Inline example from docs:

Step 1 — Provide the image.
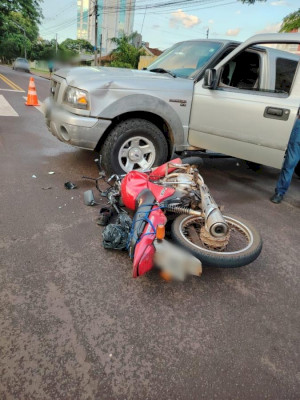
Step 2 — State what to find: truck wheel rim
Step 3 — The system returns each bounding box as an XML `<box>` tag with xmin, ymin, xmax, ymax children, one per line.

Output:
<box><xmin>118</xmin><ymin>136</ymin><xmax>156</xmax><ymax>172</ymax></box>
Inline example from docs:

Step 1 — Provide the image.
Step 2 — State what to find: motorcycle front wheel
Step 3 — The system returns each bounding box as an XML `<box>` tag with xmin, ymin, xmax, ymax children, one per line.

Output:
<box><xmin>171</xmin><ymin>214</ymin><xmax>262</xmax><ymax>268</ymax></box>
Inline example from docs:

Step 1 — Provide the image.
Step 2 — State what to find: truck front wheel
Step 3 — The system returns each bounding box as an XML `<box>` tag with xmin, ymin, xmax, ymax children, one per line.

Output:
<box><xmin>101</xmin><ymin>118</ymin><xmax>168</xmax><ymax>175</ymax></box>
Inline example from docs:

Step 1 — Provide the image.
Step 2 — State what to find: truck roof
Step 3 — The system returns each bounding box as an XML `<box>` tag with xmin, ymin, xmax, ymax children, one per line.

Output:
<box><xmin>174</xmin><ymin>37</ymin><xmax>299</xmax><ymax>61</ymax></box>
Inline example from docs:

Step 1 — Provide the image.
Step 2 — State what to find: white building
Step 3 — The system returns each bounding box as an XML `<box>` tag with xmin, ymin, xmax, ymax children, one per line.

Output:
<box><xmin>87</xmin><ymin>0</ymin><xmax>136</xmax><ymax>55</ymax></box>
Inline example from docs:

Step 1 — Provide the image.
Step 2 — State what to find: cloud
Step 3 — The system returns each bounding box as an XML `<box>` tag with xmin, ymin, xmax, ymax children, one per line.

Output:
<box><xmin>208</xmin><ymin>19</ymin><xmax>214</xmax><ymax>24</ymax></box>
<box><xmin>226</xmin><ymin>28</ymin><xmax>240</xmax><ymax>36</ymax></box>
<box><xmin>235</xmin><ymin>10</ymin><xmax>241</xmax><ymax>14</ymax></box>
<box><xmin>256</xmin><ymin>22</ymin><xmax>282</xmax><ymax>33</ymax></box>
<box><xmin>169</xmin><ymin>9</ymin><xmax>200</xmax><ymax>29</ymax></box>
<box><xmin>270</xmin><ymin>1</ymin><xmax>288</xmax><ymax>5</ymax></box>
<box><xmin>152</xmin><ymin>24</ymin><xmax>160</xmax><ymax>29</ymax></box>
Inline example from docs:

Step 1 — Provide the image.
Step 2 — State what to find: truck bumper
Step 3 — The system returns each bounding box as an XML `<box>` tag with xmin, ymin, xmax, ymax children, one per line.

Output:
<box><xmin>44</xmin><ymin>97</ymin><xmax>112</xmax><ymax>150</ymax></box>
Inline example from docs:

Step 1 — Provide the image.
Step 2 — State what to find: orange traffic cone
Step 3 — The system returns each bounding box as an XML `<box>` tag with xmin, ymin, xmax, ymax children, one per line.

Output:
<box><xmin>25</xmin><ymin>77</ymin><xmax>39</xmax><ymax>106</ymax></box>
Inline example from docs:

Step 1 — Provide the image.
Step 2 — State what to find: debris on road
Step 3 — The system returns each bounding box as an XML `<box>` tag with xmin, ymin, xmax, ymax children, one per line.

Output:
<box><xmin>64</xmin><ymin>181</ymin><xmax>77</xmax><ymax>190</ymax></box>
<box><xmin>32</xmin><ymin>174</ymin><xmax>37</xmax><ymax>178</ymax></box>
<box><xmin>84</xmin><ymin>190</ymin><xmax>99</xmax><ymax>206</ymax></box>
<box><xmin>41</xmin><ymin>186</ymin><xmax>52</xmax><ymax>190</ymax></box>
<box><xmin>48</xmin><ymin>171</ymin><xmax>55</xmax><ymax>175</ymax></box>
<box><xmin>102</xmin><ymin>213</ymin><xmax>132</xmax><ymax>250</ymax></box>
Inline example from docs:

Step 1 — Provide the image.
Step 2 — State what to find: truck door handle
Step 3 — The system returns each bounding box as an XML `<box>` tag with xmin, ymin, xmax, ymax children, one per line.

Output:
<box><xmin>264</xmin><ymin>107</ymin><xmax>290</xmax><ymax>121</ymax></box>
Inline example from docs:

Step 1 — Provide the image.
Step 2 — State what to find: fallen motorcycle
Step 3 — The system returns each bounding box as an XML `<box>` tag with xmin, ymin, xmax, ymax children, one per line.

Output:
<box><xmin>85</xmin><ymin>157</ymin><xmax>262</xmax><ymax>280</ymax></box>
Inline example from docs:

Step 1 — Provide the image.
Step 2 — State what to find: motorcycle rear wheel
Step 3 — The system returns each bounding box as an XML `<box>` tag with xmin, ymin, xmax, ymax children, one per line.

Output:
<box><xmin>171</xmin><ymin>214</ymin><xmax>262</xmax><ymax>268</ymax></box>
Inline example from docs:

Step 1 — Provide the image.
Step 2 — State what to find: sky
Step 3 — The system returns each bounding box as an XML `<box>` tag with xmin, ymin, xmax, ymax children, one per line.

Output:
<box><xmin>39</xmin><ymin>0</ymin><xmax>299</xmax><ymax>50</ymax></box>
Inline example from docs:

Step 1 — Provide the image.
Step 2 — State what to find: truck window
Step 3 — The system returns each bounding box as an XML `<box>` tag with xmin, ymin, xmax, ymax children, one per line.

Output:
<box><xmin>275</xmin><ymin>58</ymin><xmax>298</xmax><ymax>94</ymax></box>
<box><xmin>219</xmin><ymin>51</ymin><xmax>260</xmax><ymax>90</ymax></box>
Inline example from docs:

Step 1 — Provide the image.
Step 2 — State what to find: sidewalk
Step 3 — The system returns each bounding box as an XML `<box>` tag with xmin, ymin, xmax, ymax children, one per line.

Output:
<box><xmin>30</xmin><ymin>68</ymin><xmax>51</xmax><ymax>80</ymax></box>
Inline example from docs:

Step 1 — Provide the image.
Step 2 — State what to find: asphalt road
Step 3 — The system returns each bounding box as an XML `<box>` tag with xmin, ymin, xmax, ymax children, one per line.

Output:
<box><xmin>0</xmin><ymin>65</ymin><xmax>299</xmax><ymax>400</ymax></box>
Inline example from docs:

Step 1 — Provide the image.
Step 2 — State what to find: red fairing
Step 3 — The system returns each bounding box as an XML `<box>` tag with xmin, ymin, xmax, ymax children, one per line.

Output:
<box><xmin>133</xmin><ymin>208</ymin><xmax>167</xmax><ymax>277</ymax></box>
<box><xmin>121</xmin><ymin>170</ymin><xmax>176</xmax><ymax>209</ymax></box>
<box><xmin>121</xmin><ymin>171</ymin><xmax>149</xmax><ymax>210</ymax></box>
<box><xmin>148</xmin><ymin>182</ymin><xmax>175</xmax><ymax>203</ymax></box>
<box><xmin>149</xmin><ymin>158</ymin><xmax>182</xmax><ymax>180</ymax></box>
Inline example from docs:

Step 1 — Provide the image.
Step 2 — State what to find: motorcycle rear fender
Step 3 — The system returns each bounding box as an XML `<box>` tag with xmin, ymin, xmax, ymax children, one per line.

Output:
<box><xmin>132</xmin><ymin>208</ymin><xmax>167</xmax><ymax>278</ymax></box>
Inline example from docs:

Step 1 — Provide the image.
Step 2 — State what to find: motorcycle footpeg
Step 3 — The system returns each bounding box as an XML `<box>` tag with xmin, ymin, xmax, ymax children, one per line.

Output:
<box><xmin>153</xmin><ymin>239</ymin><xmax>202</xmax><ymax>281</ymax></box>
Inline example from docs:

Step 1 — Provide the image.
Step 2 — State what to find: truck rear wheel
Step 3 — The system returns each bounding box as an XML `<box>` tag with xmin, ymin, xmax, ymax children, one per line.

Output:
<box><xmin>101</xmin><ymin>118</ymin><xmax>168</xmax><ymax>175</ymax></box>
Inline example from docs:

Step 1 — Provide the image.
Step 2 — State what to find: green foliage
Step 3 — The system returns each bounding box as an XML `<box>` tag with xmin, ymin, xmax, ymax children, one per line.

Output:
<box><xmin>0</xmin><ymin>0</ymin><xmax>43</xmax><ymax>23</ymax></box>
<box><xmin>0</xmin><ymin>0</ymin><xmax>42</xmax><ymax>62</ymax></box>
<box><xmin>61</xmin><ymin>38</ymin><xmax>94</xmax><ymax>54</ymax></box>
<box><xmin>280</xmin><ymin>8</ymin><xmax>300</xmax><ymax>32</ymax></box>
<box><xmin>110</xmin><ymin>32</ymin><xmax>143</xmax><ymax>69</ymax></box>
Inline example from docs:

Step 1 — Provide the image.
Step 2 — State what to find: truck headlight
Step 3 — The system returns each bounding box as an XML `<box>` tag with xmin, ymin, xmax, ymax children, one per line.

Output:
<box><xmin>63</xmin><ymin>86</ymin><xmax>89</xmax><ymax>110</ymax></box>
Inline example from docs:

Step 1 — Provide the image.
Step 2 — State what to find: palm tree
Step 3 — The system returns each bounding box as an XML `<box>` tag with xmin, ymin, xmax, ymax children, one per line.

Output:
<box><xmin>109</xmin><ymin>31</ymin><xmax>142</xmax><ymax>69</ymax></box>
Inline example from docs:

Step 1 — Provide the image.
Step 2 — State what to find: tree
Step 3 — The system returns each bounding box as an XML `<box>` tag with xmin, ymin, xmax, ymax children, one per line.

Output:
<box><xmin>280</xmin><ymin>8</ymin><xmax>300</xmax><ymax>32</ymax></box>
<box><xmin>61</xmin><ymin>38</ymin><xmax>94</xmax><ymax>54</ymax></box>
<box><xmin>110</xmin><ymin>32</ymin><xmax>144</xmax><ymax>69</ymax></box>
<box><xmin>0</xmin><ymin>0</ymin><xmax>42</xmax><ymax>62</ymax></box>
<box><xmin>0</xmin><ymin>0</ymin><xmax>42</xmax><ymax>24</ymax></box>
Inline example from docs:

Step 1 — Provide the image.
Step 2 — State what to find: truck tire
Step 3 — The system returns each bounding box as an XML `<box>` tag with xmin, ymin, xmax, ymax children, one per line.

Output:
<box><xmin>101</xmin><ymin>118</ymin><xmax>168</xmax><ymax>175</ymax></box>
<box><xmin>181</xmin><ymin>156</ymin><xmax>204</xmax><ymax>167</ymax></box>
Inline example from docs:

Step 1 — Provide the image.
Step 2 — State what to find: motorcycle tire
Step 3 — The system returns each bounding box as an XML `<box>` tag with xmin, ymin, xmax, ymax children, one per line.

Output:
<box><xmin>171</xmin><ymin>214</ymin><xmax>262</xmax><ymax>268</ymax></box>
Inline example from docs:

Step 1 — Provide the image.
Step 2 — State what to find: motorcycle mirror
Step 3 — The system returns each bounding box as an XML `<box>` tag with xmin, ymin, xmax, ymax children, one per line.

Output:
<box><xmin>84</xmin><ymin>190</ymin><xmax>97</xmax><ymax>206</ymax></box>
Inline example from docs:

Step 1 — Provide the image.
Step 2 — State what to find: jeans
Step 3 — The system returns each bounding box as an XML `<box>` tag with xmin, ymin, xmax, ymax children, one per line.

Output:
<box><xmin>276</xmin><ymin>118</ymin><xmax>300</xmax><ymax>196</ymax></box>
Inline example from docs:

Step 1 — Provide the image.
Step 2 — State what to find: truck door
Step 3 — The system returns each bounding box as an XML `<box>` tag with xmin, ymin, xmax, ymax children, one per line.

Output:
<box><xmin>189</xmin><ymin>35</ymin><xmax>300</xmax><ymax>168</ymax></box>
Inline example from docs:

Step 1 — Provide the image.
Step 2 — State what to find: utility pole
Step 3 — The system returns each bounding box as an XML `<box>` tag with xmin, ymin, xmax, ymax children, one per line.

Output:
<box><xmin>94</xmin><ymin>0</ymin><xmax>98</xmax><ymax>66</ymax></box>
<box><xmin>99</xmin><ymin>33</ymin><xmax>102</xmax><ymax>66</ymax></box>
<box><xmin>206</xmin><ymin>28</ymin><xmax>209</xmax><ymax>39</ymax></box>
<box><xmin>55</xmin><ymin>33</ymin><xmax>58</xmax><ymax>55</ymax></box>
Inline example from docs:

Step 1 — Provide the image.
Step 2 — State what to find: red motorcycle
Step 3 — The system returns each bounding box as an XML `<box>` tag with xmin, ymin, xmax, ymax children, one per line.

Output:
<box><xmin>88</xmin><ymin>157</ymin><xmax>262</xmax><ymax>280</ymax></box>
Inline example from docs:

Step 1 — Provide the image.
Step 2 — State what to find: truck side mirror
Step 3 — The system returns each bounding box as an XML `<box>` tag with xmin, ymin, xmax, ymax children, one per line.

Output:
<box><xmin>203</xmin><ymin>69</ymin><xmax>217</xmax><ymax>89</ymax></box>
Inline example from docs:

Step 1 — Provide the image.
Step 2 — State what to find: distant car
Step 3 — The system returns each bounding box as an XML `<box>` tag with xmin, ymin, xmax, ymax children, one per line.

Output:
<box><xmin>12</xmin><ymin>58</ymin><xmax>30</xmax><ymax>72</ymax></box>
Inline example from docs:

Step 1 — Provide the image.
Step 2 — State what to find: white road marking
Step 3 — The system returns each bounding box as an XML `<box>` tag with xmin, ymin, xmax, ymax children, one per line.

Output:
<box><xmin>0</xmin><ymin>88</ymin><xmax>24</xmax><ymax>93</ymax></box>
<box><xmin>0</xmin><ymin>95</ymin><xmax>18</xmax><ymax>116</ymax></box>
<box><xmin>23</xmin><ymin>96</ymin><xmax>44</xmax><ymax>114</ymax></box>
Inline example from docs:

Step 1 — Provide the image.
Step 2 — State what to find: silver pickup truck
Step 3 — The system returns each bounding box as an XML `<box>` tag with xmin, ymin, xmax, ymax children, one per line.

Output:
<box><xmin>44</xmin><ymin>33</ymin><xmax>300</xmax><ymax>175</ymax></box>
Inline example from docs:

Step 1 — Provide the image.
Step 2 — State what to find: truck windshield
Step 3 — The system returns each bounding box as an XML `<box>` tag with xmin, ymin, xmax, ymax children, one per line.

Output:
<box><xmin>147</xmin><ymin>41</ymin><xmax>223</xmax><ymax>79</ymax></box>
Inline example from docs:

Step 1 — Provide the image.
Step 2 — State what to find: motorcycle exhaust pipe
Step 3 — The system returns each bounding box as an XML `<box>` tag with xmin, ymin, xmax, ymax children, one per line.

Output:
<box><xmin>199</xmin><ymin>183</ymin><xmax>229</xmax><ymax>238</ymax></box>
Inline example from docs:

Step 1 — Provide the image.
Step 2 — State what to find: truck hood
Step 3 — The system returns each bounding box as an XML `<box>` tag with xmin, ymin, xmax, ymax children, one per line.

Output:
<box><xmin>54</xmin><ymin>66</ymin><xmax>191</xmax><ymax>91</ymax></box>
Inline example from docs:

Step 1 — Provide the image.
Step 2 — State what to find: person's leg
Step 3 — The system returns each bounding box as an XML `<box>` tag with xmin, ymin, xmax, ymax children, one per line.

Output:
<box><xmin>275</xmin><ymin>141</ymin><xmax>300</xmax><ymax>196</ymax></box>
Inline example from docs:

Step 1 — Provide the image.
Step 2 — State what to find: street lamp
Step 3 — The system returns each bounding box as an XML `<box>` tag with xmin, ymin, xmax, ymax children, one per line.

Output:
<box><xmin>12</xmin><ymin>21</ymin><xmax>27</xmax><ymax>59</ymax></box>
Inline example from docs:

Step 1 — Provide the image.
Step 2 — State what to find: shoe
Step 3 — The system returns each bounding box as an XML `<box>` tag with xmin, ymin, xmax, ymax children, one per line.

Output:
<box><xmin>270</xmin><ymin>193</ymin><xmax>284</xmax><ymax>204</ymax></box>
<box><xmin>97</xmin><ymin>207</ymin><xmax>113</xmax><ymax>226</ymax></box>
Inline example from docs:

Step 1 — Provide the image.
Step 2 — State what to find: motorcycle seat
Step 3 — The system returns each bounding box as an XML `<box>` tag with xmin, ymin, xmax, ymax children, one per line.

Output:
<box><xmin>129</xmin><ymin>189</ymin><xmax>156</xmax><ymax>257</ymax></box>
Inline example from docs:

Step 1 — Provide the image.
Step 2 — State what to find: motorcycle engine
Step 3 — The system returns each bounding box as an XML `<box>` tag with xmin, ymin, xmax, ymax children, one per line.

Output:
<box><xmin>164</xmin><ymin>173</ymin><xmax>196</xmax><ymax>194</ymax></box>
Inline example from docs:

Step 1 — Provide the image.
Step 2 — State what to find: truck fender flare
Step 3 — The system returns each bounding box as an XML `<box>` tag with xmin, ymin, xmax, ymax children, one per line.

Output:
<box><xmin>98</xmin><ymin>94</ymin><xmax>185</xmax><ymax>148</ymax></box>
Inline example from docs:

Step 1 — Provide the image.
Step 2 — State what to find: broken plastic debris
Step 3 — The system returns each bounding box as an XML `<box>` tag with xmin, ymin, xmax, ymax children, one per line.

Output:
<box><xmin>109</xmin><ymin>354</ymin><xmax>112</xmax><ymax>357</ymax></box>
<box><xmin>64</xmin><ymin>181</ymin><xmax>77</xmax><ymax>190</ymax></box>
<box><xmin>32</xmin><ymin>175</ymin><xmax>37</xmax><ymax>178</ymax></box>
<box><xmin>42</xmin><ymin>186</ymin><xmax>52</xmax><ymax>190</ymax></box>
<box><xmin>59</xmin><ymin>206</ymin><xmax>62</xmax><ymax>209</ymax></box>
<box><xmin>48</xmin><ymin>171</ymin><xmax>55</xmax><ymax>175</ymax></box>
